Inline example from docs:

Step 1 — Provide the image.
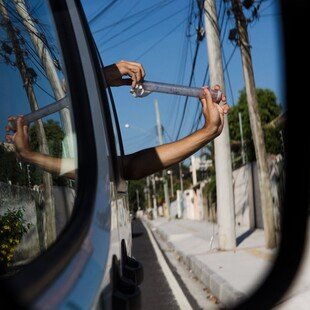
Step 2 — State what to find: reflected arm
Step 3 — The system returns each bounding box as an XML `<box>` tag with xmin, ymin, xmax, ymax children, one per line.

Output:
<box><xmin>19</xmin><ymin>151</ymin><xmax>76</xmax><ymax>180</ymax></box>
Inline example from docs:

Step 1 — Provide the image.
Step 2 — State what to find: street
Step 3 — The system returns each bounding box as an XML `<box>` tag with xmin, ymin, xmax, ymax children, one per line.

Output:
<box><xmin>133</xmin><ymin>216</ymin><xmax>310</xmax><ymax>309</ymax></box>
<box><xmin>131</xmin><ymin>218</ymin><xmax>221</xmax><ymax>310</ymax></box>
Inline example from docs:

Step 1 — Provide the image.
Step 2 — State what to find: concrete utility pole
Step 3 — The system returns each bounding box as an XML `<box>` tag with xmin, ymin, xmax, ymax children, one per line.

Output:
<box><xmin>178</xmin><ymin>162</ymin><xmax>184</xmax><ymax>218</ymax></box>
<box><xmin>13</xmin><ymin>0</ymin><xmax>73</xmax><ymax>155</ymax></box>
<box><xmin>179</xmin><ymin>162</ymin><xmax>184</xmax><ymax>193</ymax></box>
<box><xmin>191</xmin><ymin>155</ymin><xmax>198</xmax><ymax>186</ymax></box>
<box><xmin>0</xmin><ymin>0</ymin><xmax>56</xmax><ymax>248</ymax></box>
<box><xmin>231</xmin><ymin>0</ymin><xmax>276</xmax><ymax>249</ymax></box>
<box><xmin>145</xmin><ymin>176</ymin><xmax>152</xmax><ymax>210</ymax></box>
<box><xmin>136</xmin><ymin>189</ymin><xmax>140</xmax><ymax>209</ymax></box>
<box><xmin>167</xmin><ymin>170</ymin><xmax>174</xmax><ymax>198</ymax></box>
<box><xmin>154</xmin><ymin>99</ymin><xmax>170</xmax><ymax>217</ymax></box>
<box><xmin>204</xmin><ymin>0</ymin><xmax>236</xmax><ymax>250</ymax></box>
<box><xmin>238</xmin><ymin>112</ymin><xmax>246</xmax><ymax>164</ymax></box>
<box><xmin>151</xmin><ymin>174</ymin><xmax>158</xmax><ymax>219</ymax></box>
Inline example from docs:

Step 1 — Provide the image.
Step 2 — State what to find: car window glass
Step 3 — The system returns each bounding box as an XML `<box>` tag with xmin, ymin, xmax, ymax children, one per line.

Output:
<box><xmin>0</xmin><ymin>0</ymin><xmax>77</xmax><ymax>275</ymax></box>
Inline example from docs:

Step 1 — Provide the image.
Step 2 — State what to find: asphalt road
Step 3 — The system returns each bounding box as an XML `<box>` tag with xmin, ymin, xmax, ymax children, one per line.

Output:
<box><xmin>131</xmin><ymin>218</ymin><xmax>180</xmax><ymax>310</ymax></box>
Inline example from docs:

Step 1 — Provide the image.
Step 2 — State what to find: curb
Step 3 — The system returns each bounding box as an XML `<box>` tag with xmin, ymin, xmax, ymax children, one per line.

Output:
<box><xmin>145</xmin><ymin>219</ymin><xmax>246</xmax><ymax>308</ymax></box>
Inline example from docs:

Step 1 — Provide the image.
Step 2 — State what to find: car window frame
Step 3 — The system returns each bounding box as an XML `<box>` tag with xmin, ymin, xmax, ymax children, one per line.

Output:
<box><xmin>0</xmin><ymin>0</ymin><xmax>99</xmax><ymax>306</ymax></box>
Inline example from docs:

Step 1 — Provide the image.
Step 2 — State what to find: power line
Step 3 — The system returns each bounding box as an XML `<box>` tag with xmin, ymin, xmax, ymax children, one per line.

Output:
<box><xmin>170</xmin><ymin>0</ymin><xmax>193</xmax><ymax>138</ymax></box>
<box><xmin>174</xmin><ymin>39</ymin><xmax>201</xmax><ymax>140</ymax></box>
<box><xmin>188</xmin><ymin>0</ymin><xmax>234</xmax><ymax>134</ymax></box>
<box><xmin>0</xmin><ymin>1</ymin><xmax>59</xmax><ymax>62</ymax></box>
<box><xmin>189</xmin><ymin>66</ymin><xmax>210</xmax><ymax>133</ymax></box>
<box><xmin>94</xmin><ymin>0</ymin><xmax>142</xmax><ymax>39</ymax></box>
<box><xmin>97</xmin><ymin>0</ymin><xmax>176</xmax><ymax>49</ymax></box>
<box><xmin>35</xmin><ymin>82</ymin><xmax>55</xmax><ymax>100</ymax></box>
<box><xmin>88</xmin><ymin>0</ymin><xmax>118</xmax><ymax>25</ymax></box>
<box><xmin>102</xmin><ymin>5</ymin><xmax>188</xmax><ymax>52</ymax></box>
<box><xmin>174</xmin><ymin>0</ymin><xmax>204</xmax><ymax>140</ymax></box>
<box><xmin>135</xmin><ymin>17</ymin><xmax>187</xmax><ymax>60</ymax></box>
<box><xmin>222</xmin><ymin>44</ymin><xmax>237</xmax><ymax>105</ymax></box>
<box><xmin>94</xmin><ymin>0</ymin><xmax>175</xmax><ymax>38</ymax></box>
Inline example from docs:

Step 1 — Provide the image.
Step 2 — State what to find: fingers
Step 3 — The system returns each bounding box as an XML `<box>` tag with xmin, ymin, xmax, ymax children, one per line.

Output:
<box><xmin>117</xmin><ymin>60</ymin><xmax>146</xmax><ymax>87</ymax></box>
<box><xmin>128</xmin><ymin>64</ymin><xmax>144</xmax><ymax>88</ymax></box>
<box><xmin>214</xmin><ymin>84</ymin><xmax>220</xmax><ymax>91</ymax></box>
<box><xmin>124</xmin><ymin>60</ymin><xmax>145</xmax><ymax>78</ymax></box>
<box><xmin>5</xmin><ymin>116</ymin><xmax>16</xmax><ymax>133</ymax></box>
<box><xmin>201</xmin><ymin>86</ymin><xmax>213</xmax><ymax>107</ymax></box>
<box><xmin>5</xmin><ymin>134</ymin><xmax>14</xmax><ymax>143</ymax></box>
<box><xmin>5</xmin><ymin>115</ymin><xmax>27</xmax><ymax>136</ymax></box>
<box><xmin>16</xmin><ymin>116</ymin><xmax>24</xmax><ymax>132</ymax></box>
<box><xmin>23</xmin><ymin>121</ymin><xmax>28</xmax><ymax>137</ymax></box>
<box><xmin>222</xmin><ymin>103</ymin><xmax>229</xmax><ymax>114</ymax></box>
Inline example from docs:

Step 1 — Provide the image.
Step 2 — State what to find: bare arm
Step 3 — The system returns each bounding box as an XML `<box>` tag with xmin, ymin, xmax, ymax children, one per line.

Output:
<box><xmin>121</xmin><ymin>86</ymin><xmax>229</xmax><ymax>180</ymax></box>
<box><xmin>102</xmin><ymin>60</ymin><xmax>145</xmax><ymax>88</ymax></box>
<box><xmin>4</xmin><ymin>60</ymin><xmax>145</xmax><ymax>180</ymax></box>
<box><xmin>19</xmin><ymin>151</ymin><xmax>76</xmax><ymax>180</ymax></box>
<box><xmin>5</xmin><ymin>117</ymin><xmax>76</xmax><ymax>179</ymax></box>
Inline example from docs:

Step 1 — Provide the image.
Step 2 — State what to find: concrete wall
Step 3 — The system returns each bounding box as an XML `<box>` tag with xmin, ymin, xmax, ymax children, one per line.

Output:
<box><xmin>233</xmin><ymin>155</ymin><xmax>284</xmax><ymax>230</ymax></box>
<box><xmin>0</xmin><ymin>182</ymin><xmax>75</xmax><ymax>266</ymax></box>
<box><xmin>177</xmin><ymin>155</ymin><xmax>284</xmax><ymax>231</ymax></box>
<box><xmin>181</xmin><ymin>186</ymin><xmax>205</xmax><ymax>221</ymax></box>
<box><xmin>233</xmin><ymin>163</ymin><xmax>255</xmax><ymax>230</ymax></box>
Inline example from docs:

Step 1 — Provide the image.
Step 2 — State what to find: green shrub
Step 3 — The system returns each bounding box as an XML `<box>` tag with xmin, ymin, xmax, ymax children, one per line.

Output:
<box><xmin>0</xmin><ymin>209</ymin><xmax>31</xmax><ymax>271</ymax></box>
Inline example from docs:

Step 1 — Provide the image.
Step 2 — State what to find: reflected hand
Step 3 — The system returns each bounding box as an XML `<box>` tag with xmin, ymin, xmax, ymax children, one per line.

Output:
<box><xmin>103</xmin><ymin>60</ymin><xmax>145</xmax><ymax>88</ymax></box>
<box><xmin>200</xmin><ymin>85</ymin><xmax>229</xmax><ymax>137</ymax></box>
<box><xmin>5</xmin><ymin>116</ymin><xmax>31</xmax><ymax>159</ymax></box>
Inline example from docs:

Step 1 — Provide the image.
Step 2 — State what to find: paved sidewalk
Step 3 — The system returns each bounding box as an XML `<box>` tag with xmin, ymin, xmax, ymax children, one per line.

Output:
<box><xmin>144</xmin><ymin>217</ymin><xmax>310</xmax><ymax>309</ymax></box>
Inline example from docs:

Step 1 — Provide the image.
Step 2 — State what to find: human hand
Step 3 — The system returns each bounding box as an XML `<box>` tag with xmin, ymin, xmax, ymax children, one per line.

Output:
<box><xmin>200</xmin><ymin>85</ymin><xmax>229</xmax><ymax>138</ymax></box>
<box><xmin>5</xmin><ymin>116</ymin><xmax>31</xmax><ymax>160</ymax></box>
<box><xmin>103</xmin><ymin>60</ymin><xmax>145</xmax><ymax>88</ymax></box>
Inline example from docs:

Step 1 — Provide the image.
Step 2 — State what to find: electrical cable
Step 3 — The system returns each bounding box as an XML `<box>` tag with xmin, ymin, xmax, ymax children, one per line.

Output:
<box><xmin>174</xmin><ymin>0</ymin><xmax>203</xmax><ymax>140</ymax></box>
<box><xmin>93</xmin><ymin>0</ymin><xmax>175</xmax><ymax>35</ymax></box>
<box><xmin>135</xmin><ymin>17</ymin><xmax>187</xmax><ymax>61</ymax></box>
<box><xmin>88</xmin><ymin>0</ymin><xmax>118</xmax><ymax>25</ymax></box>
<box><xmin>96</xmin><ymin>0</ymin><xmax>175</xmax><ymax>48</ymax></box>
<box><xmin>102</xmin><ymin>5</ymin><xmax>188</xmax><ymax>52</ymax></box>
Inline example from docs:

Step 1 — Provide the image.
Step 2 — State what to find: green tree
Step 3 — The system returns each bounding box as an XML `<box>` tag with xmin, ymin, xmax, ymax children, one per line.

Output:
<box><xmin>29</xmin><ymin>119</ymin><xmax>64</xmax><ymax>156</ymax></box>
<box><xmin>228</xmin><ymin>88</ymin><xmax>283</xmax><ymax>168</ymax></box>
<box><xmin>0</xmin><ymin>119</ymin><xmax>66</xmax><ymax>187</ymax></box>
<box><xmin>128</xmin><ymin>179</ymin><xmax>146</xmax><ymax>212</ymax></box>
<box><xmin>0</xmin><ymin>145</ymin><xmax>28</xmax><ymax>186</ymax></box>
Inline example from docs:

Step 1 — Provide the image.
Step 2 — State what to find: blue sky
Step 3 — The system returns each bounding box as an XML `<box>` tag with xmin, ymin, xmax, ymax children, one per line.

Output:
<box><xmin>81</xmin><ymin>0</ymin><xmax>285</xmax><ymax>154</ymax></box>
<box><xmin>1</xmin><ymin>0</ymin><xmax>284</xmax><ymax>156</ymax></box>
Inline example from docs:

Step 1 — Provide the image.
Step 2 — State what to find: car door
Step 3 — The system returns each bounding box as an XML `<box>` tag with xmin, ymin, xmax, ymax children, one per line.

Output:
<box><xmin>0</xmin><ymin>0</ymin><xmax>141</xmax><ymax>309</ymax></box>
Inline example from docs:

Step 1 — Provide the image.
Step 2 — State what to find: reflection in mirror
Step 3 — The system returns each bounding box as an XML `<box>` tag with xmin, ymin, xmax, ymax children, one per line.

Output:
<box><xmin>0</xmin><ymin>0</ymin><xmax>77</xmax><ymax>275</ymax></box>
<box><xmin>82</xmin><ymin>0</ymin><xmax>288</xmax><ymax>305</ymax></box>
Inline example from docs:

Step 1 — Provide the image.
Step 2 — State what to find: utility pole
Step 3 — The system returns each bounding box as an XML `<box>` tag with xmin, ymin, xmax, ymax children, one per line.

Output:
<box><xmin>0</xmin><ymin>0</ymin><xmax>56</xmax><ymax>248</ymax></box>
<box><xmin>204</xmin><ymin>0</ymin><xmax>236</xmax><ymax>250</ymax></box>
<box><xmin>151</xmin><ymin>174</ymin><xmax>157</xmax><ymax>219</ymax></box>
<box><xmin>238</xmin><ymin>112</ymin><xmax>246</xmax><ymax>164</ymax></box>
<box><xmin>179</xmin><ymin>162</ymin><xmax>184</xmax><ymax>193</ymax></box>
<box><xmin>191</xmin><ymin>155</ymin><xmax>198</xmax><ymax>186</ymax></box>
<box><xmin>154</xmin><ymin>99</ymin><xmax>170</xmax><ymax>217</ymax></box>
<box><xmin>13</xmin><ymin>0</ymin><xmax>73</xmax><ymax>155</ymax></box>
<box><xmin>231</xmin><ymin>0</ymin><xmax>276</xmax><ymax>249</ymax></box>
<box><xmin>136</xmin><ymin>189</ymin><xmax>140</xmax><ymax>210</ymax></box>
<box><xmin>178</xmin><ymin>162</ymin><xmax>184</xmax><ymax>218</ymax></box>
<box><xmin>145</xmin><ymin>176</ymin><xmax>152</xmax><ymax>210</ymax></box>
<box><xmin>168</xmin><ymin>170</ymin><xmax>174</xmax><ymax>198</ymax></box>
